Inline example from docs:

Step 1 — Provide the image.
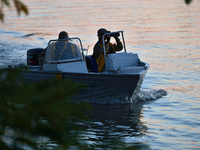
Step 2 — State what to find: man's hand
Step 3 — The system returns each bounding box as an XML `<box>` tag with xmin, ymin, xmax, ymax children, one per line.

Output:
<box><xmin>113</xmin><ymin>33</ymin><xmax>120</xmax><ymax>39</ymax></box>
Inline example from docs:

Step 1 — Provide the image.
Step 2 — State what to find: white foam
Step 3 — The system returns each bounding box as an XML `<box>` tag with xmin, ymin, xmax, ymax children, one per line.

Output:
<box><xmin>78</xmin><ymin>89</ymin><xmax>167</xmax><ymax>104</ymax></box>
<box><xmin>133</xmin><ymin>89</ymin><xmax>168</xmax><ymax>101</ymax></box>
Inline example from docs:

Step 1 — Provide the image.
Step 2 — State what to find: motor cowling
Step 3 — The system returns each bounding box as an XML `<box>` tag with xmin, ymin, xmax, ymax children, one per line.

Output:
<box><xmin>27</xmin><ymin>48</ymin><xmax>44</xmax><ymax>66</ymax></box>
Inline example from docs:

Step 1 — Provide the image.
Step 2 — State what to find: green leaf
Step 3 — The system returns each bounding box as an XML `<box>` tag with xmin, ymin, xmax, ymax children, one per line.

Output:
<box><xmin>2</xmin><ymin>0</ymin><xmax>11</xmax><ymax>6</ymax></box>
<box><xmin>13</xmin><ymin>0</ymin><xmax>28</xmax><ymax>15</ymax></box>
<box><xmin>185</xmin><ymin>0</ymin><xmax>193</xmax><ymax>4</ymax></box>
<box><xmin>0</xmin><ymin>9</ymin><xmax>4</xmax><ymax>22</ymax></box>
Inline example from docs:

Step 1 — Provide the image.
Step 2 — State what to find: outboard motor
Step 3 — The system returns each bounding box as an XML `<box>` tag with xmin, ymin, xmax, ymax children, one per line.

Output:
<box><xmin>27</xmin><ymin>48</ymin><xmax>44</xmax><ymax>66</ymax></box>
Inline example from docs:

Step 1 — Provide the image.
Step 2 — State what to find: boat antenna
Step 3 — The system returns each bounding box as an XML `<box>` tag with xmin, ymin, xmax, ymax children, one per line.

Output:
<box><xmin>86</xmin><ymin>45</ymin><xmax>89</xmax><ymax>55</ymax></box>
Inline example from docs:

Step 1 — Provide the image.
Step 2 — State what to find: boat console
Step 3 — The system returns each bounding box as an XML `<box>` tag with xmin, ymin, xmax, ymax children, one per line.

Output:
<box><xmin>105</xmin><ymin>52</ymin><xmax>139</xmax><ymax>71</ymax></box>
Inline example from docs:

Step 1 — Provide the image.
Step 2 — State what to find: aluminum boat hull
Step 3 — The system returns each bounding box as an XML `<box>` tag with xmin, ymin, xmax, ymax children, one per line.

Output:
<box><xmin>21</xmin><ymin>64</ymin><xmax>149</xmax><ymax>102</ymax></box>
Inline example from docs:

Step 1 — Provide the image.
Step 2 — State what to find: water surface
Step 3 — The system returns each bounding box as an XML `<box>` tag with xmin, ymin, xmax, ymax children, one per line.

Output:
<box><xmin>0</xmin><ymin>0</ymin><xmax>200</xmax><ymax>149</ymax></box>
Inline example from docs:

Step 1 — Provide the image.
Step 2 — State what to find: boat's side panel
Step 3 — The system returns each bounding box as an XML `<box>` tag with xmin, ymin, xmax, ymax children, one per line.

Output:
<box><xmin>22</xmin><ymin>71</ymin><xmax>140</xmax><ymax>101</ymax></box>
<box><xmin>131</xmin><ymin>62</ymin><xmax>150</xmax><ymax>100</ymax></box>
<box><xmin>22</xmin><ymin>71</ymin><xmax>56</xmax><ymax>82</ymax></box>
<box><xmin>63</xmin><ymin>73</ymin><xmax>140</xmax><ymax>101</ymax></box>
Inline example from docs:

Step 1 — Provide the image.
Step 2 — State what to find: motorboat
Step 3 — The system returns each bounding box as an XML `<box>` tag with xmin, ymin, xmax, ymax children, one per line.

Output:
<box><xmin>23</xmin><ymin>31</ymin><xmax>149</xmax><ymax>102</ymax></box>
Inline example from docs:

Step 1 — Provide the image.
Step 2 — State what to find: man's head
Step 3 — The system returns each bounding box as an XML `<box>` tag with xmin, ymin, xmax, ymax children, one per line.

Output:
<box><xmin>58</xmin><ymin>31</ymin><xmax>68</xmax><ymax>39</ymax></box>
<box><xmin>97</xmin><ymin>28</ymin><xmax>109</xmax><ymax>37</ymax></box>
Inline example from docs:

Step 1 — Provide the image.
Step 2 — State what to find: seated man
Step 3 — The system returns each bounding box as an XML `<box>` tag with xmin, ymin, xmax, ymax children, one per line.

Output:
<box><xmin>91</xmin><ymin>28</ymin><xmax>123</xmax><ymax>73</ymax></box>
<box><xmin>54</xmin><ymin>38</ymin><xmax>82</xmax><ymax>61</ymax></box>
<box><xmin>39</xmin><ymin>31</ymin><xmax>82</xmax><ymax>64</ymax></box>
<box><xmin>38</xmin><ymin>31</ymin><xmax>69</xmax><ymax>65</ymax></box>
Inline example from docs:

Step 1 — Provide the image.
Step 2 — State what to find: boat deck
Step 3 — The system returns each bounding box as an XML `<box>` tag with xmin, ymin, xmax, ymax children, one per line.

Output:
<box><xmin>100</xmin><ymin>66</ymin><xmax>146</xmax><ymax>74</ymax></box>
<box><xmin>115</xmin><ymin>66</ymin><xmax>145</xmax><ymax>74</ymax></box>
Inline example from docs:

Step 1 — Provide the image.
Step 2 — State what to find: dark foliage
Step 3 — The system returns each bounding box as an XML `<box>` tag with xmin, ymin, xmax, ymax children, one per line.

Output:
<box><xmin>185</xmin><ymin>0</ymin><xmax>193</xmax><ymax>4</ymax></box>
<box><xmin>0</xmin><ymin>68</ymin><xmax>91</xmax><ymax>149</ymax></box>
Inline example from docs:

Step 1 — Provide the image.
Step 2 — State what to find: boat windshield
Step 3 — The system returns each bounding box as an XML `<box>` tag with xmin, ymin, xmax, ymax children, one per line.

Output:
<box><xmin>44</xmin><ymin>38</ymin><xmax>83</xmax><ymax>63</ymax></box>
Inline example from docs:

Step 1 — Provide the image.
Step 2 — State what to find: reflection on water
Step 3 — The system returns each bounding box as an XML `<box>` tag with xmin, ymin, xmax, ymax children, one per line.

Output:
<box><xmin>81</xmin><ymin>102</ymin><xmax>148</xmax><ymax>148</ymax></box>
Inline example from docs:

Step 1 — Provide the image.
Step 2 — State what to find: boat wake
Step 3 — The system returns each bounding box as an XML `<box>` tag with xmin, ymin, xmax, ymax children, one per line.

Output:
<box><xmin>80</xmin><ymin>89</ymin><xmax>167</xmax><ymax>104</ymax></box>
<box><xmin>133</xmin><ymin>89</ymin><xmax>168</xmax><ymax>102</ymax></box>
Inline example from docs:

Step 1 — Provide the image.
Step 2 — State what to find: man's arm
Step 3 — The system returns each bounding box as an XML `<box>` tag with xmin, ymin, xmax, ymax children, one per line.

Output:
<box><xmin>93</xmin><ymin>39</ymin><xmax>110</xmax><ymax>58</ymax></box>
<box><xmin>112</xmin><ymin>37</ymin><xmax>123</xmax><ymax>51</ymax></box>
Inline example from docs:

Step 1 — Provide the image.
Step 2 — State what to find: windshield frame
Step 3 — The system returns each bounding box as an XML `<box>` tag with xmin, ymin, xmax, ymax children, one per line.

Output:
<box><xmin>45</xmin><ymin>37</ymin><xmax>85</xmax><ymax>63</ymax></box>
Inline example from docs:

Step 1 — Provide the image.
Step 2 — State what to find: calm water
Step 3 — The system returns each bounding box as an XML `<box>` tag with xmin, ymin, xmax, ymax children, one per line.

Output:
<box><xmin>0</xmin><ymin>0</ymin><xmax>200</xmax><ymax>149</ymax></box>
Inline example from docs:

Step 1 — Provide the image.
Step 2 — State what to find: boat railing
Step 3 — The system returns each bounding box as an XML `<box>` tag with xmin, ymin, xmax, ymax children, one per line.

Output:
<box><xmin>102</xmin><ymin>31</ymin><xmax>127</xmax><ymax>71</ymax></box>
<box><xmin>102</xmin><ymin>31</ymin><xmax>126</xmax><ymax>55</ymax></box>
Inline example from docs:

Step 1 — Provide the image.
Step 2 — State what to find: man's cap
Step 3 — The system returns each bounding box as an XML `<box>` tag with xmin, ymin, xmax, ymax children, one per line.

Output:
<box><xmin>58</xmin><ymin>31</ymin><xmax>68</xmax><ymax>39</ymax></box>
<box><xmin>97</xmin><ymin>28</ymin><xmax>108</xmax><ymax>37</ymax></box>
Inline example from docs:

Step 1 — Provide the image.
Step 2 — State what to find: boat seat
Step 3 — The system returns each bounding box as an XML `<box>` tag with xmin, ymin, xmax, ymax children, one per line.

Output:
<box><xmin>85</xmin><ymin>56</ymin><xmax>91</xmax><ymax>71</ymax></box>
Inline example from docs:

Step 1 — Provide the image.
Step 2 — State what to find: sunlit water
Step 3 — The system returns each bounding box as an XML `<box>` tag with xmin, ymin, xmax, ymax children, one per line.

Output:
<box><xmin>0</xmin><ymin>0</ymin><xmax>200</xmax><ymax>149</ymax></box>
